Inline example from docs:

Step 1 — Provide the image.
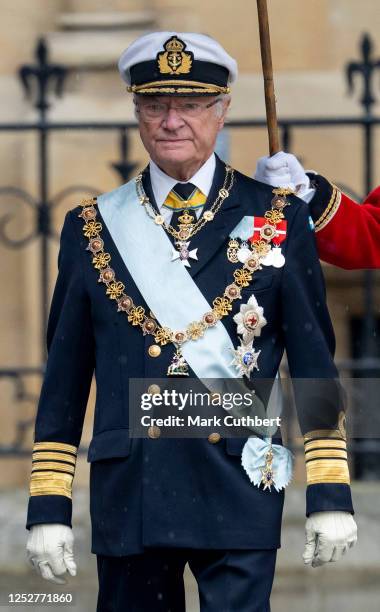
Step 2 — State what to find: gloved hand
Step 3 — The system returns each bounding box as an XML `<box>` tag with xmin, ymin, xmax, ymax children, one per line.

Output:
<box><xmin>26</xmin><ymin>523</ymin><xmax>77</xmax><ymax>584</ymax></box>
<box><xmin>303</xmin><ymin>511</ymin><xmax>357</xmax><ymax>568</ymax></box>
<box><xmin>254</xmin><ymin>151</ymin><xmax>313</xmax><ymax>200</ymax></box>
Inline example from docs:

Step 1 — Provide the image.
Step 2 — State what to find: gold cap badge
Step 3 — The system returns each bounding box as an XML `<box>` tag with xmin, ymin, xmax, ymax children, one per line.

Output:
<box><xmin>157</xmin><ymin>36</ymin><xmax>193</xmax><ymax>76</ymax></box>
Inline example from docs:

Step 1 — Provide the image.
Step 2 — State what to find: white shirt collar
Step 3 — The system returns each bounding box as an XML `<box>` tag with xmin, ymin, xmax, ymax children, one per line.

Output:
<box><xmin>149</xmin><ymin>153</ymin><xmax>216</xmax><ymax>209</ymax></box>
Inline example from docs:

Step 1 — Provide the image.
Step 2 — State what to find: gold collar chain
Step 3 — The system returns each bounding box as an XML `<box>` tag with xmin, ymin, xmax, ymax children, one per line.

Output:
<box><xmin>135</xmin><ymin>165</ymin><xmax>234</xmax><ymax>243</ymax></box>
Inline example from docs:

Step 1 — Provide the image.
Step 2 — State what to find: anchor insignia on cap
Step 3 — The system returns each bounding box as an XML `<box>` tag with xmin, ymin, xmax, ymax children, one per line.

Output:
<box><xmin>157</xmin><ymin>36</ymin><xmax>193</xmax><ymax>75</ymax></box>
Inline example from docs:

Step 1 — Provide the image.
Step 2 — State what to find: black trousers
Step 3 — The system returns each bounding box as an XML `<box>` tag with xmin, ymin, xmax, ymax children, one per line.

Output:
<box><xmin>96</xmin><ymin>548</ymin><xmax>277</xmax><ymax>612</ymax></box>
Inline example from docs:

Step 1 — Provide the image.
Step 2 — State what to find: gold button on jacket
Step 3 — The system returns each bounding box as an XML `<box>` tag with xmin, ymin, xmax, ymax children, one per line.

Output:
<box><xmin>208</xmin><ymin>432</ymin><xmax>221</xmax><ymax>444</ymax></box>
<box><xmin>148</xmin><ymin>344</ymin><xmax>161</xmax><ymax>357</ymax></box>
<box><xmin>148</xmin><ymin>425</ymin><xmax>161</xmax><ymax>439</ymax></box>
<box><xmin>148</xmin><ymin>384</ymin><xmax>161</xmax><ymax>395</ymax></box>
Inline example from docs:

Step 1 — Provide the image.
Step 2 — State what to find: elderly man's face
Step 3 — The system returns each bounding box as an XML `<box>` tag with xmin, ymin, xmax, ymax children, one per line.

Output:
<box><xmin>135</xmin><ymin>95</ymin><xmax>230</xmax><ymax>179</ymax></box>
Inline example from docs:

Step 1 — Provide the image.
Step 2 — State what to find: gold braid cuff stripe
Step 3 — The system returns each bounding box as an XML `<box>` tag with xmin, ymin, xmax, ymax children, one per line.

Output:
<box><xmin>305</xmin><ymin>449</ymin><xmax>347</xmax><ymax>461</ymax></box>
<box><xmin>78</xmin><ymin>179</ymin><xmax>287</xmax><ymax>350</ymax></box>
<box><xmin>32</xmin><ymin>451</ymin><xmax>77</xmax><ymax>464</ymax></box>
<box><xmin>32</xmin><ymin>461</ymin><xmax>76</xmax><ymax>474</ymax></box>
<box><xmin>304</xmin><ymin>428</ymin><xmax>349</xmax><ymax>485</ymax></box>
<box><xmin>30</xmin><ymin>441</ymin><xmax>78</xmax><ymax>498</ymax></box>
<box><xmin>33</xmin><ymin>441</ymin><xmax>77</xmax><ymax>454</ymax></box>
<box><xmin>306</xmin><ymin>459</ymin><xmax>350</xmax><ymax>485</ymax></box>
<box><xmin>314</xmin><ymin>184</ymin><xmax>342</xmax><ymax>233</ymax></box>
<box><xmin>30</xmin><ymin>472</ymin><xmax>74</xmax><ymax>499</ymax></box>
<box><xmin>305</xmin><ymin>438</ymin><xmax>346</xmax><ymax>451</ymax></box>
<box><xmin>127</xmin><ymin>80</ymin><xmax>230</xmax><ymax>94</ymax></box>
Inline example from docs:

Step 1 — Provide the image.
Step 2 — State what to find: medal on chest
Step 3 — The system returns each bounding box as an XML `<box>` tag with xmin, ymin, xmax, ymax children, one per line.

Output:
<box><xmin>260</xmin><ymin>445</ymin><xmax>275</xmax><ymax>491</ymax></box>
<box><xmin>228</xmin><ymin>188</ymin><xmax>293</xmax><ymax>378</ymax></box>
<box><xmin>170</xmin><ymin>210</ymin><xmax>199</xmax><ymax>267</ymax></box>
<box><xmin>261</xmin><ymin>246</ymin><xmax>286</xmax><ymax>268</ymax></box>
<box><xmin>230</xmin><ymin>338</ymin><xmax>261</xmax><ymax>378</ymax></box>
<box><xmin>230</xmin><ymin>294</ymin><xmax>267</xmax><ymax>378</ymax></box>
<box><xmin>171</xmin><ymin>241</ymin><xmax>199</xmax><ymax>267</ymax></box>
<box><xmin>227</xmin><ymin>189</ymin><xmax>290</xmax><ymax>269</ymax></box>
<box><xmin>167</xmin><ymin>346</ymin><xmax>190</xmax><ymax>376</ymax></box>
<box><xmin>249</xmin><ymin>217</ymin><xmax>287</xmax><ymax>268</ymax></box>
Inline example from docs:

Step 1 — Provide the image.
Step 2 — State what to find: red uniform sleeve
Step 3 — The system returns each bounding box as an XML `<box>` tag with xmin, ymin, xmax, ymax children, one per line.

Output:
<box><xmin>309</xmin><ymin>175</ymin><xmax>380</xmax><ymax>269</ymax></box>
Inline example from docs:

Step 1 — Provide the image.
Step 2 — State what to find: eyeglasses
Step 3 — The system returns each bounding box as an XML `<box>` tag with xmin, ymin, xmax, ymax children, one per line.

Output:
<box><xmin>135</xmin><ymin>98</ymin><xmax>221</xmax><ymax>121</ymax></box>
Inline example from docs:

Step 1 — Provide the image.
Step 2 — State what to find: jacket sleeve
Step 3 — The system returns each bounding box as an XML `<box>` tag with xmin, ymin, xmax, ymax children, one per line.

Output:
<box><xmin>281</xmin><ymin>202</ymin><xmax>354</xmax><ymax>516</ymax></box>
<box><xmin>26</xmin><ymin>209</ymin><xmax>95</xmax><ymax>529</ymax></box>
<box><xmin>309</xmin><ymin>174</ymin><xmax>380</xmax><ymax>269</ymax></box>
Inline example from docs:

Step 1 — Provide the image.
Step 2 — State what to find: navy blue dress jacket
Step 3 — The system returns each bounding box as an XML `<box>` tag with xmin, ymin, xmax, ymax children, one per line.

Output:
<box><xmin>26</xmin><ymin>155</ymin><xmax>353</xmax><ymax>556</ymax></box>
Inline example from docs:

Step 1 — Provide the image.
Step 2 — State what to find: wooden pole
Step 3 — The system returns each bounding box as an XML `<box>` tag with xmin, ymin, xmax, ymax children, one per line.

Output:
<box><xmin>256</xmin><ymin>0</ymin><xmax>280</xmax><ymax>156</ymax></box>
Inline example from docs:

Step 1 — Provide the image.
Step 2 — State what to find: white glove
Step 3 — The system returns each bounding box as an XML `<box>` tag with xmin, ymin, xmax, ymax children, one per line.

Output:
<box><xmin>303</xmin><ymin>511</ymin><xmax>357</xmax><ymax>568</ymax></box>
<box><xmin>254</xmin><ymin>151</ymin><xmax>314</xmax><ymax>201</ymax></box>
<box><xmin>26</xmin><ymin>523</ymin><xmax>77</xmax><ymax>584</ymax></box>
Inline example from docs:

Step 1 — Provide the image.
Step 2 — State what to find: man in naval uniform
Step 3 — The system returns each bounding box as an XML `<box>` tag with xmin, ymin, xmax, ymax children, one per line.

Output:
<box><xmin>26</xmin><ymin>32</ymin><xmax>357</xmax><ymax>612</ymax></box>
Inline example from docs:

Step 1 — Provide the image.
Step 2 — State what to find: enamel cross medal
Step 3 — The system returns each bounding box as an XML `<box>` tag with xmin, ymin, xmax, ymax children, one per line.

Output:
<box><xmin>171</xmin><ymin>241</ymin><xmax>198</xmax><ymax>267</ymax></box>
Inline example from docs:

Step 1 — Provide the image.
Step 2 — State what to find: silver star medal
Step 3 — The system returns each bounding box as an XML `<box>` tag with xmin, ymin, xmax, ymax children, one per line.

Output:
<box><xmin>233</xmin><ymin>295</ymin><xmax>267</xmax><ymax>343</ymax></box>
<box><xmin>261</xmin><ymin>246</ymin><xmax>285</xmax><ymax>268</ymax></box>
<box><xmin>231</xmin><ymin>294</ymin><xmax>267</xmax><ymax>378</ymax></box>
<box><xmin>230</xmin><ymin>339</ymin><xmax>261</xmax><ymax>378</ymax></box>
<box><xmin>171</xmin><ymin>241</ymin><xmax>198</xmax><ymax>267</ymax></box>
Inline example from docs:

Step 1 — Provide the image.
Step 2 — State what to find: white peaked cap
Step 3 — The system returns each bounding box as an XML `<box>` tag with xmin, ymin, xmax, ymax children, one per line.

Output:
<box><xmin>118</xmin><ymin>31</ymin><xmax>238</xmax><ymax>96</ymax></box>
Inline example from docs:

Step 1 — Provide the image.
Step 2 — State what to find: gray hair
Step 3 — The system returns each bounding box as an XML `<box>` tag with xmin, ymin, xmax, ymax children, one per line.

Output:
<box><xmin>213</xmin><ymin>94</ymin><xmax>231</xmax><ymax>118</ymax></box>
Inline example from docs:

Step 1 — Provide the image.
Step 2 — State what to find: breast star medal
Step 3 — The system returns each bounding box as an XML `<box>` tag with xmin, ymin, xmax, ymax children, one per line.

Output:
<box><xmin>171</xmin><ymin>241</ymin><xmax>198</xmax><ymax>267</ymax></box>
<box><xmin>231</xmin><ymin>294</ymin><xmax>266</xmax><ymax>378</ymax></box>
<box><xmin>230</xmin><ymin>339</ymin><xmax>261</xmax><ymax>378</ymax></box>
<box><xmin>260</xmin><ymin>445</ymin><xmax>275</xmax><ymax>491</ymax></box>
<box><xmin>233</xmin><ymin>295</ymin><xmax>267</xmax><ymax>343</ymax></box>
